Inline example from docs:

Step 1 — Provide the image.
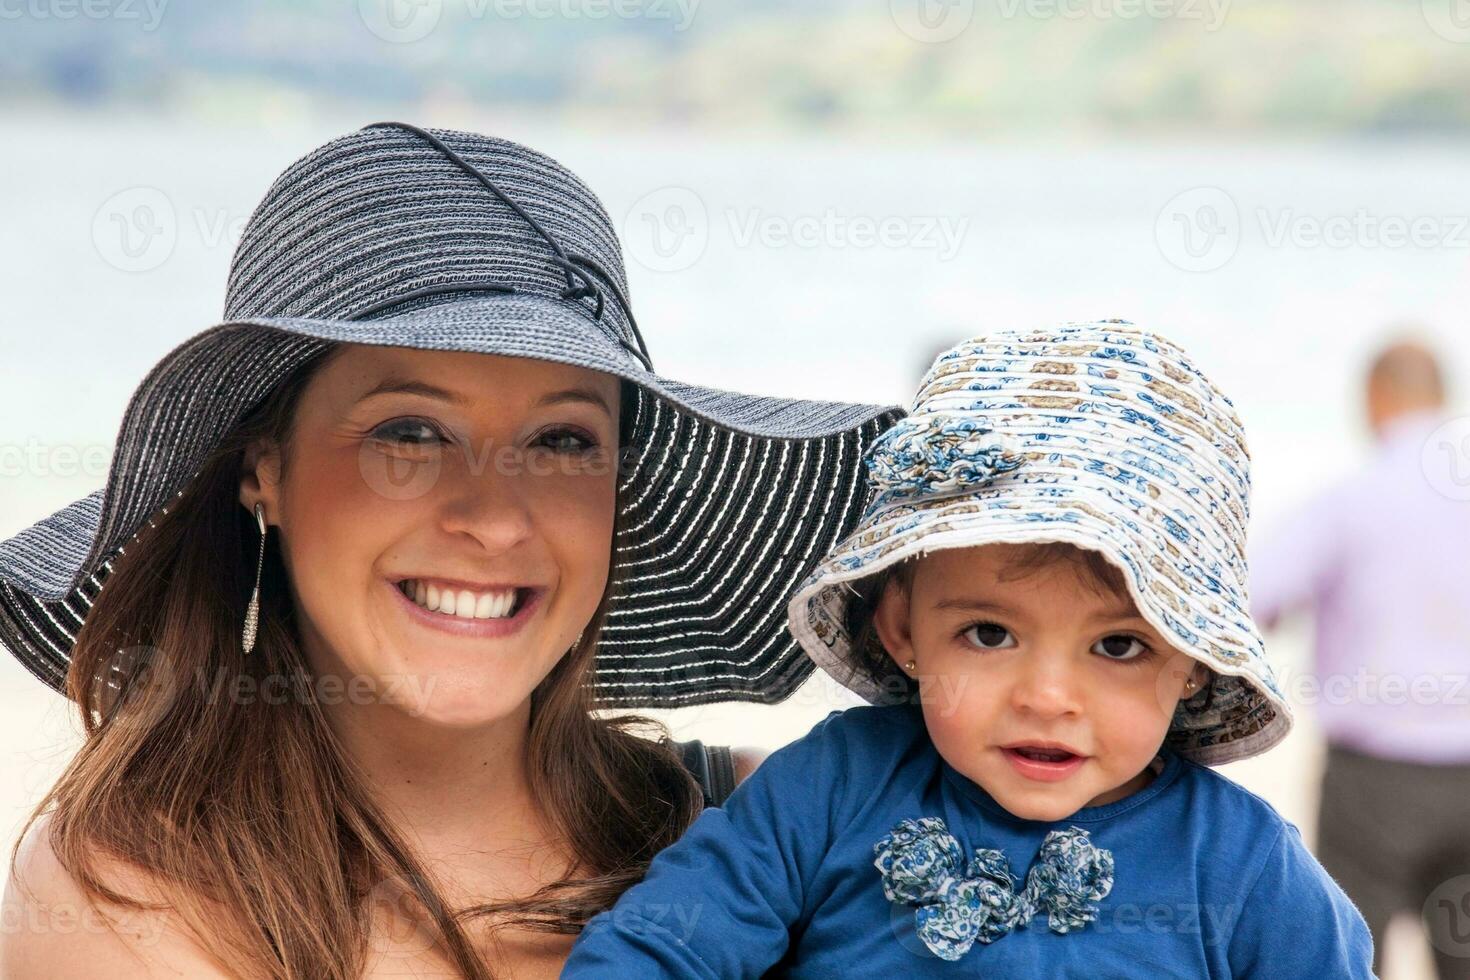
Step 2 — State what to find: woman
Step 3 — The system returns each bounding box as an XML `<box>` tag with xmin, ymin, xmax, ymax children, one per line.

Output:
<box><xmin>0</xmin><ymin>122</ymin><xmax>900</xmax><ymax>978</ymax></box>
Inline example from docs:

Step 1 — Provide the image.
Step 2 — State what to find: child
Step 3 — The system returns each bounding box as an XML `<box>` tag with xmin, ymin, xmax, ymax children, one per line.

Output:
<box><xmin>562</xmin><ymin>322</ymin><xmax>1374</xmax><ymax>977</ymax></box>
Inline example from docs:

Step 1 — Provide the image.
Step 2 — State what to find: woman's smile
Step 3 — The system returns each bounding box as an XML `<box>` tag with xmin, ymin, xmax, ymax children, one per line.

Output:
<box><xmin>384</xmin><ymin>576</ymin><xmax>546</xmax><ymax>640</ymax></box>
<box><xmin>398</xmin><ymin>577</ymin><xmax>532</xmax><ymax>619</ymax></box>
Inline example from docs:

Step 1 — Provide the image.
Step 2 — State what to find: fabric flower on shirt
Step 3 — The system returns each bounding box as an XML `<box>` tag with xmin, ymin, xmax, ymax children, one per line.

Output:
<box><xmin>873</xmin><ymin>817</ymin><xmax>1113</xmax><ymax>962</ymax></box>
<box><xmin>1025</xmin><ymin>827</ymin><xmax>1115</xmax><ymax>934</ymax></box>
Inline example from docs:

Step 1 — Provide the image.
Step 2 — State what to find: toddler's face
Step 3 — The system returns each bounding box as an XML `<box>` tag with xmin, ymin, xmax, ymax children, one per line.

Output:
<box><xmin>873</xmin><ymin>543</ymin><xmax>1204</xmax><ymax>822</ymax></box>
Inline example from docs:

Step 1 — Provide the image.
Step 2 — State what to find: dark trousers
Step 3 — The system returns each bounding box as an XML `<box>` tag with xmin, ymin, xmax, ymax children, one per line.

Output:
<box><xmin>1317</xmin><ymin>742</ymin><xmax>1470</xmax><ymax>979</ymax></box>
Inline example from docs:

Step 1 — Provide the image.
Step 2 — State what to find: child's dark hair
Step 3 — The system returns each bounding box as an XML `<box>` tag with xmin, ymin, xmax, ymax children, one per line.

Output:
<box><xmin>843</xmin><ymin>560</ymin><xmax>920</xmax><ymax>703</ymax></box>
<box><xmin>842</xmin><ymin>542</ymin><xmax>1216</xmax><ymax>709</ymax></box>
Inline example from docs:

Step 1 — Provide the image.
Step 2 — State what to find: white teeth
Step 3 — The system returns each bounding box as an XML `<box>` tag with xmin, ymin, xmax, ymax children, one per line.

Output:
<box><xmin>400</xmin><ymin>580</ymin><xmax>519</xmax><ymax>620</ymax></box>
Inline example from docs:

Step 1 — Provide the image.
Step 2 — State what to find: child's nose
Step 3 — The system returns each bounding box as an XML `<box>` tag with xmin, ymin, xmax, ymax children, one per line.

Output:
<box><xmin>1007</xmin><ymin>650</ymin><xmax>1085</xmax><ymax>718</ymax></box>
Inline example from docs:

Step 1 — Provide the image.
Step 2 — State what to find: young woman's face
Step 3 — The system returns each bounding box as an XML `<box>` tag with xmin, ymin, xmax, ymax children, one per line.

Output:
<box><xmin>242</xmin><ymin>344</ymin><xmax>620</xmax><ymax>728</ymax></box>
<box><xmin>874</xmin><ymin>544</ymin><xmax>1204</xmax><ymax>822</ymax></box>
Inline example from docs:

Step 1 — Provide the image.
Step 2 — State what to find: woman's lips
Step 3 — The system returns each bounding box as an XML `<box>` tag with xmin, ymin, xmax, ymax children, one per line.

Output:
<box><xmin>385</xmin><ymin>578</ymin><xmax>544</xmax><ymax>640</ymax></box>
<box><xmin>1000</xmin><ymin>745</ymin><xmax>1087</xmax><ymax>782</ymax></box>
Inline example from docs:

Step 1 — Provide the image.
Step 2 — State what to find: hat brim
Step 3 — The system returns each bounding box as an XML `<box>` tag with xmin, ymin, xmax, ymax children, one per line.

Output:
<box><xmin>0</xmin><ymin>293</ymin><xmax>904</xmax><ymax>705</ymax></box>
<box><xmin>787</xmin><ymin>479</ymin><xmax>1293</xmax><ymax>766</ymax></box>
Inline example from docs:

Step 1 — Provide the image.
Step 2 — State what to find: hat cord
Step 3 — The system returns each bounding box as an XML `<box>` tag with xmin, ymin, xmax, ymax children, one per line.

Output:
<box><xmin>364</xmin><ymin>121</ymin><xmax>654</xmax><ymax>373</ymax></box>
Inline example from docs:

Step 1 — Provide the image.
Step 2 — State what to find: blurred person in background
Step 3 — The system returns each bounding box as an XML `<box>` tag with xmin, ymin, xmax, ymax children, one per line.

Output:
<box><xmin>1251</xmin><ymin>335</ymin><xmax>1470</xmax><ymax>979</ymax></box>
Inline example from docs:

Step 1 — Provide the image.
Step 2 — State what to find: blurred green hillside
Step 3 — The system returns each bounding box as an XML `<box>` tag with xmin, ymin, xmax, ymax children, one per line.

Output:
<box><xmin>3</xmin><ymin>0</ymin><xmax>1467</xmax><ymax>134</ymax></box>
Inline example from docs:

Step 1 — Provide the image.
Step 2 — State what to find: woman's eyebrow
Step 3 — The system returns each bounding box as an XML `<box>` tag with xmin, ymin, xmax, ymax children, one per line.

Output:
<box><xmin>353</xmin><ymin>379</ymin><xmax>611</xmax><ymax>416</ymax></box>
<box><xmin>355</xmin><ymin>376</ymin><xmax>466</xmax><ymax>407</ymax></box>
<box><xmin>535</xmin><ymin>387</ymin><xmax>613</xmax><ymax>415</ymax></box>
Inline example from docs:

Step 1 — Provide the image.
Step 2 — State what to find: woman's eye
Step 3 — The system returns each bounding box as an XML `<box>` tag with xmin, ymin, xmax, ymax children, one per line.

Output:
<box><xmin>962</xmin><ymin>622</ymin><xmax>1016</xmax><ymax>650</ymax></box>
<box><xmin>535</xmin><ymin>428</ymin><xmax>597</xmax><ymax>453</ymax></box>
<box><xmin>1092</xmin><ymin>634</ymin><xmax>1150</xmax><ymax>661</ymax></box>
<box><xmin>371</xmin><ymin>419</ymin><xmax>444</xmax><ymax>447</ymax></box>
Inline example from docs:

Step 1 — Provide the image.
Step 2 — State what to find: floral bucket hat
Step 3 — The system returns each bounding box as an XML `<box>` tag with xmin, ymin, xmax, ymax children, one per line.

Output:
<box><xmin>787</xmin><ymin>321</ymin><xmax>1292</xmax><ymax>766</ymax></box>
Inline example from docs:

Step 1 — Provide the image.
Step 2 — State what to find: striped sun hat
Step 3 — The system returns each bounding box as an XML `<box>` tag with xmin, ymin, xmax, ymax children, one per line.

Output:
<box><xmin>0</xmin><ymin>122</ymin><xmax>902</xmax><ymax>706</ymax></box>
<box><xmin>787</xmin><ymin>321</ymin><xmax>1292</xmax><ymax>765</ymax></box>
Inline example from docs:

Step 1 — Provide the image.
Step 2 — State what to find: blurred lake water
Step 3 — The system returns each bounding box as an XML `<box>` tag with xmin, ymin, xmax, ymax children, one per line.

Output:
<box><xmin>3</xmin><ymin>109</ymin><xmax>1464</xmax><ymax>975</ymax></box>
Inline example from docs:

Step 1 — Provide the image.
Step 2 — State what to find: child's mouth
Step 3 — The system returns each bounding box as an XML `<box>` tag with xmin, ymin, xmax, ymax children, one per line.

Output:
<box><xmin>1001</xmin><ymin>743</ymin><xmax>1086</xmax><ymax>782</ymax></box>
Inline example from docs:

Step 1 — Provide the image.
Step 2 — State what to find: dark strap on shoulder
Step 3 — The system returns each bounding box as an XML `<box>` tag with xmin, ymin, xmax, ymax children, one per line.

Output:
<box><xmin>668</xmin><ymin>738</ymin><xmax>738</xmax><ymax>808</ymax></box>
<box><xmin>706</xmin><ymin>744</ymin><xmax>736</xmax><ymax>806</ymax></box>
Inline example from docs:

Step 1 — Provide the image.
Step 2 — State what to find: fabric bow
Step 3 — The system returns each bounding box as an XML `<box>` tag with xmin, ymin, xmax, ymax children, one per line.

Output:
<box><xmin>872</xmin><ymin>817</ymin><xmax>1114</xmax><ymax>962</ymax></box>
<box><xmin>865</xmin><ymin>412</ymin><xmax>1025</xmax><ymax>504</ymax></box>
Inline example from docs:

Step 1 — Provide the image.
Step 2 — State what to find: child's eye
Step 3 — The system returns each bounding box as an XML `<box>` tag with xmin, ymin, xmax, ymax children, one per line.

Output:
<box><xmin>1091</xmin><ymin>634</ymin><xmax>1151</xmax><ymax>661</ymax></box>
<box><xmin>370</xmin><ymin>418</ymin><xmax>445</xmax><ymax>448</ymax></box>
<box><xmin>534</xmin><ymin>427</ymin><xmax>598</xmax><ymax>453</ymax></box>
<box><xmin>961</xmin><ymin>622</ymin><xmax>1016</xmax><ymax>650</ymax></box>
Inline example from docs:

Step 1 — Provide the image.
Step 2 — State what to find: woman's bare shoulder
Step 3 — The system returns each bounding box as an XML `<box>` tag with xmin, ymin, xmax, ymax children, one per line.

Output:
<box><xmin>0</xmin><ymin>813</ymin><xmax>234</xmax><ymax>979</ymax></box>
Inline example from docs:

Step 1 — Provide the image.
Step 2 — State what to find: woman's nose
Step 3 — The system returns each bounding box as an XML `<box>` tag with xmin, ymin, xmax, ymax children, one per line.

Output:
<box><xmin>437</xmin><ymin>455</ymin><xmax>536</xmax><ymax>553</ymax></box>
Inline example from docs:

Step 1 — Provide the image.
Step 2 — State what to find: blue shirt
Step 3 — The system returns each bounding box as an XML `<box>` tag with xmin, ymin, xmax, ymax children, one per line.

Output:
<box><xmin>563</xmin><ymin>704</ymin><xmax>1374</xmax><ymax>978</ymax></box>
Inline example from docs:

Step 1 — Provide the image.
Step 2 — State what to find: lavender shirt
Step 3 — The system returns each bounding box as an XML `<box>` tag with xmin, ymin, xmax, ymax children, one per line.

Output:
<box><xmin>1249</xmin><ymin>409</ymin><xmax>1470</xmax><ymax>764</ymax></box>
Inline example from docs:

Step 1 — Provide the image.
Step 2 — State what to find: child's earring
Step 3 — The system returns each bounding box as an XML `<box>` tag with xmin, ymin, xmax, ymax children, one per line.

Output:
<box><xmin>1183</xmin><ymin>675</ymin><xmax>1199</xmax><ymax>693</ymax></box>
<box><xmin>903</xmin><ymin>660</ymin><xmax>917</xmax><ymax>672</ymax></box>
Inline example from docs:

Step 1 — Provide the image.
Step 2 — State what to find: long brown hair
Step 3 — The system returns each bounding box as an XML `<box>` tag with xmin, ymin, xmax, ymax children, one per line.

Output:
<box><xmin>15</xmin><ymin>345</ymin><xmax>703</xmax><ymax>979</ymax></box>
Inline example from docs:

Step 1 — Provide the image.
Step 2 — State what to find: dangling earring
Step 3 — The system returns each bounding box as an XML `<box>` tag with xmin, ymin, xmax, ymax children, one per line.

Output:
<box><xmin>242</xmin><ymin>502</ymin><xmax>267</xmax><ymax>654</ymax></box>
